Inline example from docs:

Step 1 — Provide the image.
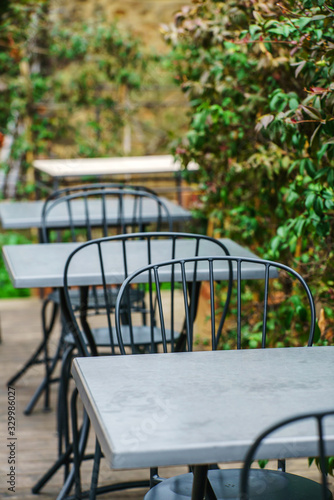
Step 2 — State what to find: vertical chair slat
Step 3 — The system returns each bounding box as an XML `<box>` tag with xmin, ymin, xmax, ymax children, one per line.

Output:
<box><xmin>97</xmin><ymin>242</ymin><xmax>115</xmax><ymax>355</ymax></box>
<box><xmin>154</xmin><ymin>266</ymin><xmax>167</xmax><ymax>353</ymax></box>
<box><xmin>237</xmin><ymin>259</ymin><xmax>242</xmax><ymax>350</ymax></box>
<box><xmin>208</xmin><ymin>259</ymin><xmax>216</xmax><ymax>350</ymax></box>
<box><xmin>83</xmin><ymin>196</ymin><xmax>92</xmax><ymax>241</ymax></box>
<box><xmin>180</xmin><ymin>261</ymin><xmax>192</xmax><ymax>351</ymax></box>
<box><xmin>101</xmin><ymin>192</ymin><xmax>108</xmax><ymax>236</ymax></box>
<box><xmin>262</xmin><ymin>263</ymin><xmax>270</xmax><ymax>348</ymax></box>
<box><xmin>67</xmin><ymin>198</ymin><xmax>76</xmax><ymax>241</ymax></box>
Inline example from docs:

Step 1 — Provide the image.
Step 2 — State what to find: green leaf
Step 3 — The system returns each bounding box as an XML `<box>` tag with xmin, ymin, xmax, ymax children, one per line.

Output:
<box><xmin>304</xmin><ymin>159</ymin><xmax>317</xmax><ymax>178</ymax></box>
<box><xmin>305</xmin><ymin>193</ymin><xmax>316</xmax><ymax>209</ymax></box>
<box><xmin>289</xmin><ymin>97</ymin><xmax>299</xmax><ymax>111</ymax></box>
<box><xmin>313</xmin><ymin>321</ymin><xmax>321</xmax><ymax>343</ymax></box>
<box><xmin>313</xmin><ymin>196</ymin><xmax>324</xmax><ymax>217</ymax></box>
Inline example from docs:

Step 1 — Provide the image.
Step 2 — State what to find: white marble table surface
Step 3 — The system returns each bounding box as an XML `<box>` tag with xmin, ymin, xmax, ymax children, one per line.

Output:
<box><xmin>2</xmin><ymin>238</ymin><xmax>263</xmax><ymax>288</ymax></box>
<box><xmin>33</xmin><ymin>155</ymin><xmax>198</xmax><ymax>178</ymax></box>
<box><xmin>0</xmin><ymin>196</ymin><xmax>191</xmax><ymax>230</ymax></box>
<box><xmin>72</xmin><ymin>346</ymin><xmax>334</xmax><ymax>470</ymax></box>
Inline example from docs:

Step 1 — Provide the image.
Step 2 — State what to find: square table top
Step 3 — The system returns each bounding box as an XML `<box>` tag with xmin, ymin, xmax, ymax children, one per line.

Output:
<box><xmin>33</xmin><ymin>155</ymin><xmax>198</xmax><ymax>178</ymax></box>
<box><xmin>0</xmin><ymin>196</ymin><xmax>191</xmax><ymax>230</ymax></box>
<box><xmin>2</xmin><ymin>237</ymin><xmax>265</xmax><ymax>289</ymax></box>
<box><xmin>72</xmin><ymin>346</ymin><xmax>334</xmax><ymax>470</ymax></box>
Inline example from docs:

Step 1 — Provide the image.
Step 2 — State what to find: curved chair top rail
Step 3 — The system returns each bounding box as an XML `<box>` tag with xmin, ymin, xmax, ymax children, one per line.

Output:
<box><xmin>62</xmin><ymin>232</ymin><xmax>232</xmax><ymax>357</ymax></box>
<box><xmin>115</xmin><ymin>255</ymin><xmax>315</xmax><ymax>353</ymax></box>
<box><xmin>41</xmin><ymin>188</ymin><xmax>173</xmax><ymax>242</ymax></box>
<box><xmin>43</xmin><ymin>182</ymin><xmax>157</xmax><ymax>205</ymax></box>
<box><xmin>240</xmin><ymin>409</ymin><xmax>334</xmax><ymax>500</ymax></box>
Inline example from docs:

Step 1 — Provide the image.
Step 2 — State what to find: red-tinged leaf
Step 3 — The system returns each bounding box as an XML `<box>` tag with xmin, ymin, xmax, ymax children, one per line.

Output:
<box><xmin>309</xmin><ymin>87</ymin><xmax>329</xmax><ymax>94</ymax></box>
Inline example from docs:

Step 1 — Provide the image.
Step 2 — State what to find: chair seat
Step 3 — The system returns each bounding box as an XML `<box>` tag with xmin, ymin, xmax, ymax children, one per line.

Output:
<box><xmin>65</xmin><ymin>326</ymin><xmax>181</xmax><ymax>348</ymax></box>
<box><xmin>144</xmin><ymin>469</ymin><xmax>333</xmax><ymax>500</ymax></box>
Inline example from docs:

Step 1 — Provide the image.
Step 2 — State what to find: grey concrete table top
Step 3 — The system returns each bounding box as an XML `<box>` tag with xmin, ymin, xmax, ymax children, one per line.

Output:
<box><xmin>2</xmin><ymin>238</ymin><xmax>263</xmax><ymax>288</ymax></box>
<box><xmin>0</xmin><ymin>196</ymin><xmax>191</xmax><ymax>230</ymax></box>
<box><xmin>33</xmin><ymin>155</ymin><xmax>198</xmax><ymax>178</ymax></box>
<box><xmin>71</xmin><ymin>346</ymin><xmax>334</xmax><ymax>470</ymax></box>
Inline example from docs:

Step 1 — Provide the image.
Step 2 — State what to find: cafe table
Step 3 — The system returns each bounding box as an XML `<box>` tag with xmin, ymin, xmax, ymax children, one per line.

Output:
<box><xmin>72</xmin><ymin>346</ymin><xmax>334</xmax><ymax>499</ymax></box>
<box><xmin>2</xmin><ymin>237</ymin><xmax>267</xmax><ymax>414</ymax></box>
<box><xmin>33</xmin><ymin>155</ymin><xmax>199</xmax><ymax>204</ymax></box>
<box><xmin>2</xmin><ymin>237</ymin><xmax>266</xmax><ymax>289</ymax></box>
<box><xmin>0</xmin><ymin>195</ymin><xmax>191</xmax><ymax>230</ymax></box>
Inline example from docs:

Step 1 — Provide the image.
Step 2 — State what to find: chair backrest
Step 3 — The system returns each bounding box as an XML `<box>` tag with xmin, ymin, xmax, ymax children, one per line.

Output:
<box><xmin>240</xmin><ymin>410</ymin><xmax>334</xmax><ymax>500</ymax></box>
<box><xmin>43</xmin><ymin>182</ymin><xmax>158</xmax><ymax>205</ymax></box>
<box><xmin>41</xmin><ymin>187</ymin><xmax>173</xmax><ymax>243</ymax></box>
<box><xmin>62</xmin><ymin>233</ymin><xmax>231</xmax><ymax>357</ymax></box>
<box><xmin>115</xmin><ymin>256</ymin><xmax>315</xmax><ymax>354</ymax></box>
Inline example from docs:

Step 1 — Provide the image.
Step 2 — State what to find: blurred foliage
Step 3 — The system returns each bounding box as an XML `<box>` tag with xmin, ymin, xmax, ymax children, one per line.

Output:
<box><xmin>0</xmin><ymin>232</ymin><xmax>30</xmax><ymax>298</ymax></box>
<box><xmin>0</xmin><ymin>0</ymin><xmax>186</xmax><ymax>199</ymax></box>
<box><xmin>163</xmin><ymin>0</ymin><xmax>334</xmax><ymax>346</ymax></box>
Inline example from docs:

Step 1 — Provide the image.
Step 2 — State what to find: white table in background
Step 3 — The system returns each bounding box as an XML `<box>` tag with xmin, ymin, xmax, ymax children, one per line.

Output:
<box><xmin>33</xmin><ymin>155</ymin><xmax>199</xmax><ymax>203</ymax></box>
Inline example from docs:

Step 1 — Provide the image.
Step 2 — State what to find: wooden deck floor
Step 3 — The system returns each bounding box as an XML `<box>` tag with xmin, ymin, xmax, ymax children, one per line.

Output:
<box><xmin>0</xmin><ymin>297</ymin><xmax>333</xmax><ymax>499</ymax></box>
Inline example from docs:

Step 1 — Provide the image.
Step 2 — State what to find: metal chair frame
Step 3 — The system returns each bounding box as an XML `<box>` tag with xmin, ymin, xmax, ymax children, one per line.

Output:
<box><xmin>131</xmin><ymin>258</ymin><xmax>319</xmax><ymax>500</ymax></box>
<box><xmin>34</xmin><ymin>232</ymin><xmax>230</xmax><ymax>499</ymax></box>
<box><xmin>116</xmin><ymin>255</ymin><xmax>315</xmax><ymax>492</ymax></box>
<box><xmin>115</xmin><ymin>255</ymin><xmax>315</xmax><ymax>354</ymax></box>
<box><xmin>7</xmin><ymin>183</ymin><xmax>162</xmax><ymax>415</ymax></box>
<box><xmin>240</xmin><ymin>409</ymin><xmax>334</xmax><ymax>500</ymax></box>
<box><xmin>144</xmin><ymin>410</ymin><xmax>334</xmax><ymax>500</ymax></box>
<box><xmin>41</xmin><ymin>187</ymin><xmax>172</xmax><ymax>242</ymax></box>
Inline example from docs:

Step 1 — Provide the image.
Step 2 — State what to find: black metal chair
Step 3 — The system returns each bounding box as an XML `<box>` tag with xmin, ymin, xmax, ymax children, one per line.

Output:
<box><xmin>143</xmin><ymin>410</ymin><xmax>334</xmax><ymax>500</ymax></box>
<box><xmin>10</xmin><ymin>184</ymin><xmax>171</xmax><ymax>417</ymax></box>
<box><xmin>114</xmin><ymin>255</ymin><xmax>315</xmax><ymax>494</ymax></box>
<box><xmin>34</xmin><ymin>232</ymin><xmax>231</xmax><ymax>499</ymax></box>
<box><xmin>115</xmin><ymin>256</ymin><xmax>315</xmax><ymax>353</ymax></box>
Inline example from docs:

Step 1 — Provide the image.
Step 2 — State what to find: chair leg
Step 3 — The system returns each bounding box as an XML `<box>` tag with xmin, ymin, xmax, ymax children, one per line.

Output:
<box><xmin>57</xmin><ymin>344</ymin><xmax>75</xmax><ymax>466</ymax></box>
<box><xmin>89</xmin><ymin>438</ymin><xmax>102</xmax><ymax>500</ymax></box>
<box><xmin>32</xmin><ymin>389</ymin><xmax>91</xmax><ymax>499</ymax></box>
<box><xmin>7</xmin><ymin>299</ymin><xmax>59</xmax><ymax>390</ymax></box>
<box><xmin>278</xmin><ymin>459</ymin><xmax>286</xmax><ymax>472</ymax></box>
<box><xmin>6</xmin><ymin>338</ymin><xmax>47</xmax><ymax>386</ymax></box>
<box><xmin>71</xmin><ymin>387</ymin><xmax>82</xmax><ymax>499</ymax></box>
<box><xmin>41</xmin><ymin>299</ymin><xmax>59</xmax><ymax>410</ymax></box>
<box><xmin>24</xmin><ymin>299</ymin><xmax>61</xmax><ymax>415</ymax></box>
<box><xmin>56</xmin><ymin>405</ymin><xmax>91</xmax><ymax>500</ymax></box>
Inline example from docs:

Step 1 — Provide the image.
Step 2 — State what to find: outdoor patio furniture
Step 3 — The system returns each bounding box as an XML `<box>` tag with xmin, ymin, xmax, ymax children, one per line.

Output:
<box><xmin>1</xmin><ymin>234</ymin><xmax>277</xmax><ymax>498</ymax></box>
<box><xmin>0</xmin><ymin>191</ymin><xmax>190</xmax><ymax>230</ymax></box>
<box><xmin>71</xmin><ymin>347</ymin><xmax>334</xmax><ymax>500</ymax></box>
<box><xmin>6</xmin><ymin>186</ymin><xmax>174</xmax><ymax>415</ymax></box>
<box><xmin>111</xmin><ymin>255</ymin><xmax>315</xmax><ymax>494</ymax></box>
<box><xmin>144</xmin><ymin>409</ymin><xmax>334</xmax><ymax>500</ymax></box>
<box><xmin>60</xmin><ymin>232</ymin><xmax>231</xmax><ymax>499</ymax></box>
<box><xmin>33</xmin><ymin>154</ymin><xmax>199</xmax><ymax>204</ymax></box>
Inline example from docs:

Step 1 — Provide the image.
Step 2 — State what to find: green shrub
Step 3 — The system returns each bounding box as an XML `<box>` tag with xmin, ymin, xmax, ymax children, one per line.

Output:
<box><xmin>163</xmin><ymin>0</ymin><xmax>334</xmax><ymax>344</ymax></box>
<box><xmin>0</xmin><ymin>232</ymin><xmax>30</xmax><ymax>298</ymax></box>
